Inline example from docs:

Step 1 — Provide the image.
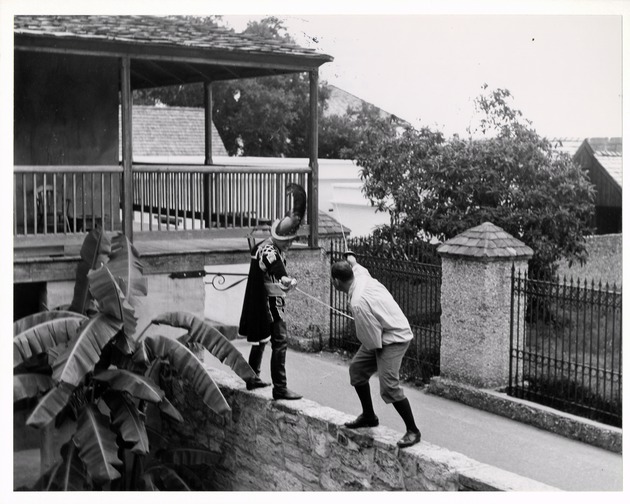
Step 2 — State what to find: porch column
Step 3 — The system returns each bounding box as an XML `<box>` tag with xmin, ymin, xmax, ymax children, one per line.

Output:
<box><xmin>437</xmin><ymin>222</ymin><xmax>533</xmax><ymax>388</ymax></box>
<box><xmin>203</xmin><ymin>81</ymin><xmax>213</xmax><ymax>229</ymax></box>
<box><xmin>308</xmin><ymin>70</ymin><xmax>319</xmax><ymax>248</ymax></box>
<box><xmin>120</xmin><ymin>56</ymin><xmax>134</xmax><ymax>240</ymax></box>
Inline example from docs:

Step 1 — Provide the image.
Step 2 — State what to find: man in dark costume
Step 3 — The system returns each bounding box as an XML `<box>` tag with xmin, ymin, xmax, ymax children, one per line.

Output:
<box><xmin>238</xmin><ymin>184</ymin><xmax>305</xmax><ymax>400</ymax></box>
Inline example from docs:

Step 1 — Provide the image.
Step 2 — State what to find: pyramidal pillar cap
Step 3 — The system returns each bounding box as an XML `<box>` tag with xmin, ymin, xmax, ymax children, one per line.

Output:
<box><xmin>437</xmin><ymin>222</ymin><xmax>533</xmax><ymax>261</ymax></box>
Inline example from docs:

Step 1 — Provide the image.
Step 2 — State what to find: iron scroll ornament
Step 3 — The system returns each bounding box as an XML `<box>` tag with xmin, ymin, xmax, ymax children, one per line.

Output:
<box><xmin>168</xmin><ymin>271</ymin><xmax>248</xmax><ymax>291</ymax></box>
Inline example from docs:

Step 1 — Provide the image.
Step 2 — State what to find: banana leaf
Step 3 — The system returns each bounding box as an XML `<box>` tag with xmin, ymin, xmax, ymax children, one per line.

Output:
<box><xmin>74</xmin><ymin>404</ymin><xmax>122</xmax><ymax>485</ymax></box>
<box><xmin>145</xmin><ymin>359</ymin><xmax>184</xmax><ymax>422</ymax></box>
<box><xmin>26</xmin><ymin>382</ymin><xmax>75</xmax><ymax>427</ymax></box>
<box><xmin>152</xmin><ymin>312</ymin><xmax>256</xmax><ymax>382</ymax></box>
<box><xmin>14</xmin><ymin>316</ymin><xmax>86</xmax><ymax>367</ymax></box>
<box><xmin>14</xmin><ymin>373</ymin><xmax>54</xmax><ymax>402</ymax></box>
<box><xmin>143</xmin><ymin>335</ymin><xmax>231</xmax><ymax>416</ymax></box>
<box><xmin>144</xmin><ymin>465</ymin><xmax>190</xmax><ymax>490</ymax></box>
<box><xmin>88</xmin><ymin>265</ymin><xmax>138</xmax><ymax>337</ymax></box>
<box><xmin>108</xmin><ymin>233</ymin><xmax>148</xmax><ymax>303</ymax></box>
<box><xmin>103</xmin><ymin>393</ymin><xmax>150</xmax><ymax>455</ymax></box>
<box><xmin>69</xmin><ymin>227</ymin><xmax>112</xmax><ymax>314</ymax></box>
<box><xmin>52</xmin><ymin>313</ymin><xmax>123</xmax><ymax>386</ymax></box>
<box><xmin>13</xmin><ymin>310</ymin><xmax>83</xmax><ymax>336</ymax></box>
<box><xmin>93</xmin><ymin>369</ymin><xmax>164</xmax><ymax>402</ymax></box>
<box><xmin>33</xmin><ymin>441</ymin><xmax>89</xmax><ymax>491</ymax></box>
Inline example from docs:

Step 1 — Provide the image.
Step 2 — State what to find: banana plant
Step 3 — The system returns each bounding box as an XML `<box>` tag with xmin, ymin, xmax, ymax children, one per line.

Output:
<box><xmin>14</xmin><ymin>227</ymin><xmax>256</xmax><ymax>490</ymax></box>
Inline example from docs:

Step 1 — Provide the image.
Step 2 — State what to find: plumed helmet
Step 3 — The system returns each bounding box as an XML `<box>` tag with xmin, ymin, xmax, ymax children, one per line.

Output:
<box><xmin>271</xmin><ymin>183</ymin><xmax>307</xmax><ymax>241</ymax></box>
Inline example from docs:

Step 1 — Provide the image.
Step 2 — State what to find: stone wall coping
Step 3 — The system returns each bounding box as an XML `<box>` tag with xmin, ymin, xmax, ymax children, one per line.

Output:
<box><xmin>205</xmin><ymin>366</ymin><xmax>559</xmax><ymax>491</ymax></box>
<box><xmin>427</xmin><ymin>377</ymin><xmax>622</xmax><ymax>454</ymax></box>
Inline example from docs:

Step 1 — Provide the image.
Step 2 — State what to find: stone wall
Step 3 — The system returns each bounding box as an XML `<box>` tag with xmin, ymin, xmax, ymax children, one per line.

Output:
<box><xmin>556</xmin><ymin>234</ymin><xmax>622</xmax><ymax>287</ymax></box>
<box><xmin>161</xmin><ymin>367</ymin><xmax>557</xmax><ymax>491</ymax></box>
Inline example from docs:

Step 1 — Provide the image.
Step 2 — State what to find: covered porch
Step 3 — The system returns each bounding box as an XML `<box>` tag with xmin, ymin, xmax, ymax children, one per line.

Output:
<box><xmin>13</xmin><ymin>16</ymin><xmax>333</xmax><ymax>271</ymax></box>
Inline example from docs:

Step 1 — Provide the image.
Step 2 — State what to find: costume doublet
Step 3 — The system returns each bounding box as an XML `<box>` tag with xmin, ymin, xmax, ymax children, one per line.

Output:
<box><xmin>239</xmin><ymin>238</ymin><xmax>289</xmax><ymax>344</ymax></box>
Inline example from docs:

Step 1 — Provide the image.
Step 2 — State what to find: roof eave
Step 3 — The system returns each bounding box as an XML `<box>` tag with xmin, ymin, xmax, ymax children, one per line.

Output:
<box><xmin>14</xmin><ymin>32</ymin><xmax>334</xmax><ymax>73</ymax></box>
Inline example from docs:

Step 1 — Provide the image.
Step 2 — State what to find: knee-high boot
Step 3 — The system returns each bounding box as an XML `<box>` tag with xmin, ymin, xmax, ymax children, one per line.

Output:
<box><xmin>246</xmin><ymin>343</ymin><xmax>270</xmax><ymax>390</ymax></box>
<box><xmin>248</xmin><ymin>342</ymin><xmax>266</xmax><ymax>376</ymax></box>
<box><xmin>270</xmin><ymin>321</ymin><xmax>302</xmax><ymax>400</ymax></box>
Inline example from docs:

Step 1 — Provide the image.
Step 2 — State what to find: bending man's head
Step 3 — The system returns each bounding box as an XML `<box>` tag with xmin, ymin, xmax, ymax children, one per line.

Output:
<box><xmin>331</xmin><ymin>260</ymin><xmax>354</xmax><ymax>293</ymax></box>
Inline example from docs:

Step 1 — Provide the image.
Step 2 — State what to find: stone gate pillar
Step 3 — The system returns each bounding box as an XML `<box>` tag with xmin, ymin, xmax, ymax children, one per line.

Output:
<box><xmin>437</xmin><ymin>222</ymin><xmax>533</xmax><ymax>389</ymax></box>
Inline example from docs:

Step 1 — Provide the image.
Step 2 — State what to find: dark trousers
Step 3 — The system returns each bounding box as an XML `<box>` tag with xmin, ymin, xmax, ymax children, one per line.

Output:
<box><xmin>248</xmin><ymin>320</ymin><xmax>288</xmax><ymax>390</ymax></box>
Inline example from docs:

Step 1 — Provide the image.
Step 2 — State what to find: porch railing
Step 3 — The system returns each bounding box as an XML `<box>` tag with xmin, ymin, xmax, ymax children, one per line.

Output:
<box><xmin>14</xmin><ymin>163</ymin><xmax>311</xmax><ymax>243</ymax></box>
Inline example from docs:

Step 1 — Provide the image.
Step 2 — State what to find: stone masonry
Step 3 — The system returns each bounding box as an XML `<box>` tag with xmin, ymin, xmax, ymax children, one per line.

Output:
<box><xmin>161</xmin><ymin>367</ymin><xmax>557</xmax><ymax>491</ymax></box>
<box><xmin>437</xmin><ymin>222</ymin><xmax>533</xmax><ymax>389</ymax></box>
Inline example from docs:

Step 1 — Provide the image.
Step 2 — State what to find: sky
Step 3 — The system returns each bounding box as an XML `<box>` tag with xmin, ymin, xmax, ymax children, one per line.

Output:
<box><xmin>220</xmin><ymin>13</ymin><xmax>622</xmax><ymax>140</ymax></box>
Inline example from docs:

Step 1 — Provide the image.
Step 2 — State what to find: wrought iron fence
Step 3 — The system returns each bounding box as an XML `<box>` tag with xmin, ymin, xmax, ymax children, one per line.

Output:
<box><xmin>509</xmin><ymin>266</ymin><xmax>622</xmax><ymax>427</ymax></box>
<box><xmin>329</xmin><ymin>237</ymin><xmax>442</xmax><ymax>384</ymax></box>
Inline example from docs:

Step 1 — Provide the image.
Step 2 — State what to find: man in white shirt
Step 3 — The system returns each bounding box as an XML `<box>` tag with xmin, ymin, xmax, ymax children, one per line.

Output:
<box><xmin>330</xmin><ymin>252</ymin><xmax>421</xmax><ymax>448</ymax></box>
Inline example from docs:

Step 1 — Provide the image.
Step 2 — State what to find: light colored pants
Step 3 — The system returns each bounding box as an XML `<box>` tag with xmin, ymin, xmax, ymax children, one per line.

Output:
<box><xmin>349</xmin><ymin>341</ymin><xmax>410</xmax><ymax>403</ymax></box>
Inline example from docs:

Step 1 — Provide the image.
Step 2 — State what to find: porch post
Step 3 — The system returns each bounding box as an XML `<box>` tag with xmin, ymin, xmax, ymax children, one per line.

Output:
<box><xmin>120</xmin><ymin>56</ymin><xmax>134</xmax><ymax>240</ymax></box>
<box><xmin>203</xmin><ymin>81</ymin><xmax>213</xmax><ymax>229</ymax></box>
<box><xmin>308</xmin><ymin>70</ymin><xmax>319</xmax><ymax>248</ymax></box>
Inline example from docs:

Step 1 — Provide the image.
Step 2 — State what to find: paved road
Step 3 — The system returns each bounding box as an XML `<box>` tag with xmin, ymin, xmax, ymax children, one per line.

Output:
<box><xmin>219</xmin><ymin>339</ymin><xmax>623</xmax><ymax>491</ymax></box>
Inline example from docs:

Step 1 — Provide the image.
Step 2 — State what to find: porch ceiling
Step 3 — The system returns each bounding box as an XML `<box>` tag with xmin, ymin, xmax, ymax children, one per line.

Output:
<box><xmin>14</xmin><ymin>15</ymin><xmax>333</xmax><ymax>88</ymax></box>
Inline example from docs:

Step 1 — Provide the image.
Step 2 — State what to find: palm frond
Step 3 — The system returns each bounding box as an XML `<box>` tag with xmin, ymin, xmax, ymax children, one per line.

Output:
<box><xmin>69</xmin><ymin>227</ymin><xmax>112</xmax><ymax>314</ymax></box>
<box><xmin>143</xmin><ymin>334</ymin><xmax>231</xmax><ymax>416</ymax></box>
<box><xmin>88</xmin><ymin>265</ymin><xmax>137</xmax><ymax>336</ymax></box>
<box><xmin>26</xmin><ymin>382</ymin><xmax>75</xmax><ymax>428</ymax></box>
<box><xmin>152</xmin><ymin>312</ymin><xmax>256</xmax><ymax>382</ymax></box>
<box><xmin>108</xmin><ymin>233</ymin><xmax>148</xmax><ymax>302</ymax></box>
<box><xmin>104</xmin><ymin>393</ymin><xmax>150</xmax><ymax>454</ymax></box>
<box><xmin>74</xmin><ymin>404</ymin><xmax>122</xmax><ymax>485</ymax></box>
<box><xmin>14</xmin><ymin>316</ymin><xmax>86</xmax><ymax>367</ymax></box>
<box><xmin>94</xmin><ymin>369</ymin><xmax>164</xmax><ymax>402</ymax></box>
<box><xmin>13</xmin><ymin>310</ymin><xmax>82</xmax><ymax>336</ymax></box>
<box><xmin>14</xmin><ymin>373</ymin><xmax>54</xmax><ymax>402</ymax></box>
<box><xmin>52</xmin><ymin>313</ymin><xmax>123</xmax><ymax>386</ymax></box>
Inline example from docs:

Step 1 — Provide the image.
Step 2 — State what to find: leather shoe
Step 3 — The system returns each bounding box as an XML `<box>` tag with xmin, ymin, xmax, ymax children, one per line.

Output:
<box><xmin>272</xmin><ymin>388</ymin><xmax>302</xmax><ymax>400</ymax></box>
<box><xmin>246</xmin><ymin>377</ymin><xmax>270</xmax><ymax>390</ymax></box>
<box><xmin>344</xmin><ymin>414</ymin><xmax>379</xmax><ymax>429</ymax></box>
<box><xmin>397</xmin><ymin>430</ymin><xmax>421</xmax><ymax>448</ymax></box>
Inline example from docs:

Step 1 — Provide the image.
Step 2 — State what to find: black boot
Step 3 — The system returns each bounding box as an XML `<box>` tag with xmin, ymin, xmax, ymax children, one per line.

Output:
<box><xmin>246</xmin><ymin>343</ymin><xmax>270</xmax><ymax>390</ymax></box>
<box><xmin>270</xmin><ymin>321</ymin><xmax>302</xmax><ymax>400</ymax></box>
<box><xmin>345</xmin><ymin>383</ymin><xmax>378</xmax><ymax>427</ymax></box>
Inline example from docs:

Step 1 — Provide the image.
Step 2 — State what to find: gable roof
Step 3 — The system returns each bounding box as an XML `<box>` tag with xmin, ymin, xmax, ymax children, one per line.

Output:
<box><xmin>14</xmin><ymin>16</ymin><xmax>333</xmax><ymax>88</ymax></box>
<box><xmin>127</xmin><ymin>106</ymin><xmax>228</xmax><ymax>158</ymax></box>
<box><xmin>324</xmin><ymin>84</ymin><xmax>407</xmax><ymax>125</ymax></box>
<box><xmin>583</xmin><ymin>138</ymin><xmax>622</xmax><ymax>189</ymax></box>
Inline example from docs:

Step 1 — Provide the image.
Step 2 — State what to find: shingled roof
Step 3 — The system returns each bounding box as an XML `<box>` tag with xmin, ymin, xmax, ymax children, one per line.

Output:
<box><xmin>437</xmin><ymin>222</ymin><xmax>533</xmax><ymax>260</ymax></box>
<box><xmin>14</xmin><ymin>16</ymin><xmax>333</xmax><ymax>88</ymax></box>
<box><xmin>126</xmin><ymin>106</ymin><xmax>228</xmax><ymax>157</ymax></box>
<box><xmin>14</xmin><ymin>15</ymin><xmax>329</xmax><ymax>59</ymax></box>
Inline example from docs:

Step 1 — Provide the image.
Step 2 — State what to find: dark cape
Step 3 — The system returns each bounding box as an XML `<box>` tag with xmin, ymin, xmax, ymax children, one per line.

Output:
<box><xmin>238</xmin><ymin>243</ymin><xmax>272</xmax><ymax>343</ymax></box>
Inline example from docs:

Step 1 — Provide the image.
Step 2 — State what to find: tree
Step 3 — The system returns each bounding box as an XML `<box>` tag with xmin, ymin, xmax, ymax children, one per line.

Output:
<box><xmin>355</xmin><ymin>86</ymin><xmax>596</xmax><ymax>278</ymax></box>
<box><xmin>134</xmin><ymin>16</ymin><xmax>330</xmax><ymax>158</ymax></box>
<box><xmin>319</xmin><ymin>102</ymin><xmax>402</xmax><ymax>159</ymax></box>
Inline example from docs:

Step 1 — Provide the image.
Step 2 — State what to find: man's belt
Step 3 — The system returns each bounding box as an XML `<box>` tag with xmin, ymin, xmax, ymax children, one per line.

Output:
<box><xmin>264</xmin><ymin>283</ymin><xmax>286</xmax><ymax>297</ymax></box>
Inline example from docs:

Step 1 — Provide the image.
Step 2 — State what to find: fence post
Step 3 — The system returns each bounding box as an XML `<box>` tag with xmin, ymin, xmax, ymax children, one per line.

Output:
<box><xmin>437</xmin><ymin>222</ymin><xmax>533</xmax><ymax>389</ymax></box>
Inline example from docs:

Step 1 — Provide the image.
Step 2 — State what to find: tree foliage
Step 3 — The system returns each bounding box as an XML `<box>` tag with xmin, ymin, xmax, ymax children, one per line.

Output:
<box><xmin>355</xmin><ymin>86</ymin><xmax>596</xmax><ymax>278</ymax></box>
